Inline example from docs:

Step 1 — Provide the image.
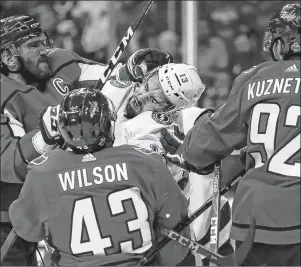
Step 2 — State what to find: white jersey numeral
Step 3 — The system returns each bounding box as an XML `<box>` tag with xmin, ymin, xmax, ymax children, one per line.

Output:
<box><xmin>268</xmin><ymin>105</ymin><xmax>300</xmax><ymax>176</ymax></box>
<box><xmin>250</xmin><ymin>103</ymin><xmax>300</xmax><ymax>177</ymax></box>
<box><xmin>70</xmin><ymin>187</ymin><xmax>152</xmax><ymax>255</ymax></box>
<box><xmin>108</xmin><ymin>187</ymin><xmax>152</xmax><ymax>253</ymax></box>
<box><xmin>70</xmin><ymin>197</ymin><xmax>112</xmax><ymax>255</ymax></box>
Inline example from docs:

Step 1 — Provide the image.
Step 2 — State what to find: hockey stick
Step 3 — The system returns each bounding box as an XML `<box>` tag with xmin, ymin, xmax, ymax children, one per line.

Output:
<box><xmin>159</xmin><ymin>215</ymin><xmax>255</xmax><ymax>266</ymax></box>
<box><xmin>92</xmin><ymin>0</ymin><xmax>154</xmax><ymax>91</ymax></box>
<box><xmin>138</xmin><ymin>170</ymin><xmax>244</xmax><ymax>266</ymax></box>
<box><xmin>0</xmin><ymin>228</ymin><xmax>17</xmax><ymax>263</ymax></box>
<box><xmin>210</xmin><ymin>161</ymin><xmax>222</xmax><ymax>265</ymax></box>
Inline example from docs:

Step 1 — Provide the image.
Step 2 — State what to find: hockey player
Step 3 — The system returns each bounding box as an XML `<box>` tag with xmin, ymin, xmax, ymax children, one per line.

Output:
<box><xmin>115</xmin><ymin>63</ymin><xmax>206</xmax><ymax>183</ymax></box>
<box><xmin>8</xmin><ymin>88</ymin><xmax>191</xmax><ymax>266</ymax></box>
<box><xmin>0</xmin><ymin>14</ymin><xmax>172</xmax><ymax>265</ymax></box>
<box><xmin>160</xmin><ymin>3</ymin><xmax>301</xmax><ymax>265</ymax></box>
<box><xmin>110</xmin><ymin>62</ymin><xmax>240</xmax><ymax>266</ymax></box>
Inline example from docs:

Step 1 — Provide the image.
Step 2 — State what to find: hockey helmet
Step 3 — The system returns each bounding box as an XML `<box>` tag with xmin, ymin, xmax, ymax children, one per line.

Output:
<box><xmin>158</xmin><ymin>63</ymin><xmax>206</xmax><ymax>113</ymax></box>
<box><xmin>263</xmin><ymin>3</ymin><xmax>300</xmax><ymax>60</ymax></box>
<box><xmin>0</xmin><ymin>15</ymin><xmax>53</xmax><ymax>54</ymax></box>
<box><xmin>58</xmin><ymin>88</ymin><xmax>116</xmax><ymax>153</ymax></box>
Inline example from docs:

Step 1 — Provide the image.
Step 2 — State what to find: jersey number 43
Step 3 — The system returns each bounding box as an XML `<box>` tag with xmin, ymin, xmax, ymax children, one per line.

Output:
<box><xmin>69</xmin><ymin>187</ymin><xmax>152</xmax><ymax>255</ymax></box>
<box><xmin>250</xmin><ymin>103</ymin><xmax>300</xmax><ymax>177</ymax></box>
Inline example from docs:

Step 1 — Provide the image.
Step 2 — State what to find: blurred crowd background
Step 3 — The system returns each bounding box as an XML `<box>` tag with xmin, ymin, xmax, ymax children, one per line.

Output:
<box><xmin>1</xmin><ymin>0</ymin><xmax>295</xmax><ymax>109</ymax></box>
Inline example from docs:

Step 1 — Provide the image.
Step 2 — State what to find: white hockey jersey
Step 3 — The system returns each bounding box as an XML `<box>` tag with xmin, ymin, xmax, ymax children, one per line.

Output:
<box><xmin>101</xmin><ymin>79</ymin><xmax>185</xmax><ymax>182</ymax></box>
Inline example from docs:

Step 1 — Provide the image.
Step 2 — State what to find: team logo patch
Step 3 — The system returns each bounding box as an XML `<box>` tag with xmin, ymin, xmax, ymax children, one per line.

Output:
<box><xmin>110</xmin><ymin>79</ymin><xmax>132</xmax><ymax>88</ymax></box>
<box><xmin>152</xmin><ymin>112</ymin><xmax>173</xmax><ymax>125</ymax></box>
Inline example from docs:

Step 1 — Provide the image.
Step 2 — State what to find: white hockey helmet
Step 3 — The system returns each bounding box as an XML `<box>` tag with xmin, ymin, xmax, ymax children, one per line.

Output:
<box><xmin>158</xmin><ymin>63</ymin><xmax>206</xmax><ymax>110</ymax></box>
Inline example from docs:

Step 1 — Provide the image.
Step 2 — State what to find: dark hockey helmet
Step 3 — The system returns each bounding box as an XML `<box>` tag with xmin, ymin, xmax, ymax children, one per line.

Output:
<box><xmin>58</xmin><ymin>88</ymin><xmax>116</xmax><ymax>154</ymax></box>
<box><xmin>0</xmin><ymin>15</ymin><xmax>53</xmax><ymax>53</ymax></box>
<box><xmin>263</xmin><ymin>3</ymin><xmax>301</xmax><ymax>60</ymax></box>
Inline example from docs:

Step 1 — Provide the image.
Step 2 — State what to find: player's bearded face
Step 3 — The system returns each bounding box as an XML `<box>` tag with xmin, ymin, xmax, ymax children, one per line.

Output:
<box><xmin>18</xmin><ymin>36</ymin><xmax>51</xmax><ymax>80</ymax></box>
<box><xmin>125</xmin><ymin>72</ymin><xmax>172</xmax><ymax>119</ymax></box>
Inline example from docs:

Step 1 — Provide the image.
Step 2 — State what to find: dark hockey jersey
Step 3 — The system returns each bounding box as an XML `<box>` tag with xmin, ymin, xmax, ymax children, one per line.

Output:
<box><xmin>182</xmin><ymin>60</ymin><xmax>300</xmax><ymax>245</ymax></box>
<box><xmin>9</xmin><ymin>145</ymin><xmax>190</xmax><ymax>266</ymax></box>
<box><xmin>0</xmin><ymin>49</ymin><xmax>107</xmax><ymax>212</ymax></box>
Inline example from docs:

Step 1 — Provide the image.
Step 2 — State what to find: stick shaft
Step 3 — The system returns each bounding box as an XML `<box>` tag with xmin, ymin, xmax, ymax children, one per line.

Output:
<box><xmin>160</xmin><ymin>228</ymin><xmax>225</xmax><ymax>265</ymax></box>
<box><xmin>93</xmin><ymin>0</ymin><xmax>154</xmax><ymax>90</ymax></box>
<box><xmin>210</xmin><ymin>161</ymin><xmax>222</xmax><ymax>265</ymax></box>
<box><xmin>138</xmin><ymin>170</ymin><xmax>244</xmax><ymax>265</ymax></box>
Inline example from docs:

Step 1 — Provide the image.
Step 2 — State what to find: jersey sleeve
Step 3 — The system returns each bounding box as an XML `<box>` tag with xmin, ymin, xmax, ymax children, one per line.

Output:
<box><xmin>8</xmin><ymin>169</ymin><xmax>47</xmax><ymax>242</ymax></box>
<box><xmin>182</xmin><ymin>74</ymin><xmax>249</xmax><ymax>169</ymax></box>
<box><xmin>0</xmin><ymin>110</ymin><xmax>53</xmax><ymax>183</ymax></box>
<box><xmin>152</xmin><ymin>162</ymin><xmax>190</xmax><ymax>265</ymax></box>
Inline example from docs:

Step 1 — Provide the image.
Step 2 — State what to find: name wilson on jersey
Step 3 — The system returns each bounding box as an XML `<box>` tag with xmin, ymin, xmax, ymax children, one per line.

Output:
<box><xmin>58</xmin><ymin>163</ymin><xmax>128</xmax><ymax>192</ymax></box>
<box><xmin>247</xmin><ymin>77</ymin><xmax>300</xmax><ymax>100</ymax></box>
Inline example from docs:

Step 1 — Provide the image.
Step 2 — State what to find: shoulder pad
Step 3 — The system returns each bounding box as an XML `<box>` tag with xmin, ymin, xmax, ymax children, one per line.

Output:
<box><xmin>29</xmin><ymin>154</ymin><xmax>49</xmax><ymax>166</ymax></box>
<box><xmin>109</xmin><ymin>79</ymin><xmax>133</xmax><ymax>88</ymax></box>
<box><xmin>151</xmin><ymin>111</ymin><xmax>173</xmax><ymax>125</ymax></box>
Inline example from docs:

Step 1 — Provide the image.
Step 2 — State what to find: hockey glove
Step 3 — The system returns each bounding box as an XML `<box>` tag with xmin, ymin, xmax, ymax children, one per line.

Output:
<box><xmin>39</xmin><ymin>105</ymin><xmax>61</xmax><ymax>145</ymax></box>
<box><xmin>160</xmin><ymin>126</ymin><xmax>214</xmax><ymax>175</ymax></box>
<box><xmin>126</xmin><ymin>48</ymin><xmax>174</xmax><ymax>83</ymax></box>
